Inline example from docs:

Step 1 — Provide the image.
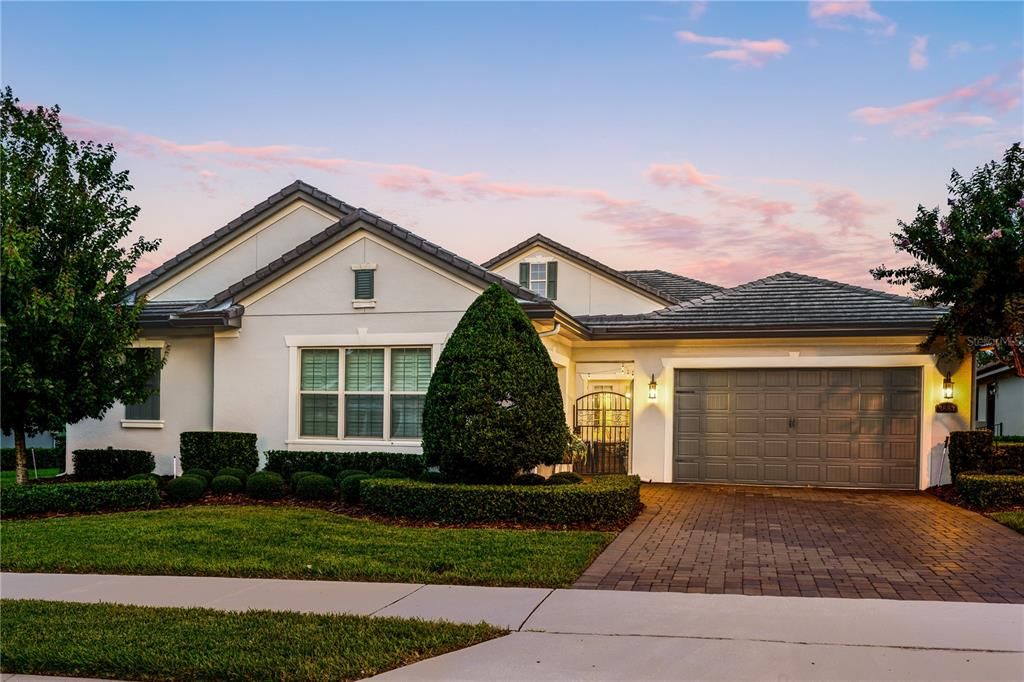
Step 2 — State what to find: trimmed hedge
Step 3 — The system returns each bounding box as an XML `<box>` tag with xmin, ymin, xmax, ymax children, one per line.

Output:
<box><xmin>211</xmin><ymin>475</ymin><xmax>243</xmax><ymax>495</ymax></box>
<box><xmin>948</xmin><ymin>431</ymin><xmax>1024</xmax><ymax>478</ymax></box>
<box><xmin>956</xmin><ymin>473</ymin><xmax>1024</xmax><ymax>508</ymax></box>
<box><xmin>216</xmin><ymin>467</ymin><xmax>249</xmax><ymax>485</ymax></box>
<box><xmin>335</xmin><ymin>469</ymin><xmax>368</xmax><ymax>484</ymax></box>
<box><xmin>295</xmin><ymin>474</ymin><xmax>337</xmax><ymax>501</ymax></box>
<box><xmin>264</xmin><ymin>451</ymin><xmax>424</xmax><ymax>481</ymax></box>
<box><xmin>340</xmin><ymin>473</ymin><xmax>370</xmax><ymax>504</ymax></box>
<box><xmin>73</xmin><ymin>449</ymin><xmax>154</xmax><ymax>481</ymax></box>
<box><xmin>166</xmin><ymin>476</ymin><xmax>206</xmax><ymax>503</ymax></box>
<box><xmin>993</xmin><ymin>443</ymin><xmax>1024</xmax><ymax>472</ymax></box>
<box><xmin>0</xmin><ymin>447</ymin><xmax>64</xmax><ymax>471</ymax></box>
<box><xmin>361</xmin><ymin>475</ymin><xmax>641</xmax><ymax>525</ymax></box>
<box><xmin>180</xmin><ymin>432</ymin><xmax>258</xmax><ymax>474</ymax></box>
<box><xmin>247</xmin><ymin>472</ymin><xmax>286</xmax><ymax>500</ymax></box>
<box><xmin>511</xmin><ymin>473</ymin><xmax>546</xmax><ymax>486</ymax></box>
<box><xmin>548</xmin><ymin>471</ymin><xmax>583</xmax><ymax>485</ymax></box>
<box><xmin>2</xmin><ymin>480</ymin><xmax>160</xmax><ymax>517</ymax></box>
<box><xmin>371</xmin><ymin>469</ymin><xmax>406</xmax><ymax>480</ymax></box>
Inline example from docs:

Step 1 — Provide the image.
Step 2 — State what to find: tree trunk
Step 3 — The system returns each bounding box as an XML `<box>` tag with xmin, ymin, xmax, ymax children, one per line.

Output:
<box><xmin>14</xmin><ymin>428</ymin><xmax>28</xmax><ymax>485</ymax></box>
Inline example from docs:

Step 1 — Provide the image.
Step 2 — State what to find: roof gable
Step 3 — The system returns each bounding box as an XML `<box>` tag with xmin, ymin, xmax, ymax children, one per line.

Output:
<box><xmin>201</xmin><ymin>207</ymin><xmax>549</xmax><ymax>311</ymax></box>
<box><xmin>483</xmin><ymin>233</ymin><xmax>682</xmax><ymax>306</ymax></box>
<box><xmin>127</xmin><ymin>180</ymin><xmax>355</xmax><ymax>299</ymax></box>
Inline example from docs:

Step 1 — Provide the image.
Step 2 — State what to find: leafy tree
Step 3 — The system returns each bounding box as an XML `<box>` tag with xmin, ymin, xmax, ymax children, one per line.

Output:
<box><xmin>422</xmin><ymin>284</ymin><xmax>569</xmax><ymax>483</ymax></box>
<box><xmin>872</xmin><ymin>143</ymin><xmax>1024</xmax><ymax>376</ymax></box>
<box><xmin>1</xmin><ymin>87</ymin><xmax>163</xmax><ymax>483</ymax></box>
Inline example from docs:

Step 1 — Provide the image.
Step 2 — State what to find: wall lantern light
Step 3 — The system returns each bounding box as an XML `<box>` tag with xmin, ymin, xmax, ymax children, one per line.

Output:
<box><xmin>648</xmin><ymin>374</ymin><xmax>658</xmax><ymax>400</ymax></box>
<box><xmin>942</xmin><ymin>372</ymin><xmax>954</xmax><ymax>400</ymax></box>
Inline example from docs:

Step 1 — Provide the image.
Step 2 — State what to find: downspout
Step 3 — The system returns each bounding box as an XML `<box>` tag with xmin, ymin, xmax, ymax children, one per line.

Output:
<box><xmin>537</xmin><ymin>322</ymin><xmax>561</xmax><ymax>338</ymax></box>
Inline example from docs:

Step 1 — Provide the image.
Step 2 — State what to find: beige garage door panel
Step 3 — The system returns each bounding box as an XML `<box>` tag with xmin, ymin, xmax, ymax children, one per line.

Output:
<box><xmin>673</xmin><ymin>368</ymin><xmax>920</xmax><ymax>489</ymax></box>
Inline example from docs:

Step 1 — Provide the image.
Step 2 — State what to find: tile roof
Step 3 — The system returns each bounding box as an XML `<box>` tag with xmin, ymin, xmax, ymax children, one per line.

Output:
<box><xmin>578</xmin><ymin>272</ymin><xmax>946</xmax><ymax>337</ymax></box>
<box><xmin>201</xmin><ymin>206</ymin><xmax>550</xmax><ymax>310</ymax></box>
<box><xmin>621</xmin><ymin>269</ymin><xmax>723</xmax><ymax>301</ymax></box>
<box><xmin>481</xmin><ymin>233</ymin><xmax>683</xmax><ymax>305</ymax></box>
<box><xmin>126</xmin><ymin>180</ymin><xmax>355</xmax><ymax>297</ymax></box>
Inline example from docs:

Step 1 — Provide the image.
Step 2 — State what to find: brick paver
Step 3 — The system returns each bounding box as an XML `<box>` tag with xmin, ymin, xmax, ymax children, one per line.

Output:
<box><xmin>575</xmin><ymin>484</ymin><xmax>1024</xmax><ymax>602</ymax></box>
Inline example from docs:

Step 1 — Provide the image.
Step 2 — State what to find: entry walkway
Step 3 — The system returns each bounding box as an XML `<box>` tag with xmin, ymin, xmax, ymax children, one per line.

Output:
<box><xmin>3</xmin><ymin>573</ymin><xmax>1023</xmax><ymax>680</ymax></box>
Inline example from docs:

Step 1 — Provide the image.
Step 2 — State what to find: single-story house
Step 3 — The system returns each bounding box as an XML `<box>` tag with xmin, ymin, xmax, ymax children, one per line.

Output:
<box><xmin>975</xmin><ymin>362</ymin><xmax>1023</xmax><ymax>437</ymax></box>
<box><xmin>67</xmin><ymin>181</ymin><xmax>972</xmax><ymax>489</ymax></box>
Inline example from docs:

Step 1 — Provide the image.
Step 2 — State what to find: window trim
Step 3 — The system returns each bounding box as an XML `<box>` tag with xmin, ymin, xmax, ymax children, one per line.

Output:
<box><xmin>528</xmin><ymin>262</ymin><xmax>548</xmax><ymax>298</ymax></box>
<box><xmin>295</xmin><ymin>345</ymin><xmax>432</xmax><ymax>443</ymax></box>
<box><xmin>123</xmin><ymin>344</ymin><xmax>164</xmax><ymax>424</ymax></box>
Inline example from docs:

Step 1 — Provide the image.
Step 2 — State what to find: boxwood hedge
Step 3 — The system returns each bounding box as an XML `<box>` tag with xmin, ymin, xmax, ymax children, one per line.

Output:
<box><xmin>264</xmin><ymin>451</ymin><xmax>424</xmax><ymax>481</ymax></box>
<box><xmin>72</xmin><ymin>449</ymin><xmax>154</xmax><ymax>481</ymax></box>
<box><xmin>2</xmin><ymin>480</ymin><xmax>160</xmax><ymax>517</ymax></box>
<box><xmin>0</xmin><ymin>447</ymin><xmax>64</xmax><ymax>471</ymax></box>
<box><xmin>180</xmin><ymin>432</ymin><xmax>258</xmax><ymax>474</ymax></box>
<box><xmin>956</xmin><ymin>473</ymin><xmax>1024</xmax><ymax>508</ymax></box>
<box><xmin>361</xmin><ymin>475</ymin><xmax>641</xmax><ymax>525</ymax></box>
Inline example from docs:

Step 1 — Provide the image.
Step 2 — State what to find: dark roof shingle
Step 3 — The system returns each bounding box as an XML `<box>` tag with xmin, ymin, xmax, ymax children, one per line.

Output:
<box><xmin>578</xmin><ymin>272</ymin><xmax>945</xmax><ymax>337</ymax></box>
<box><xmin>621</xmin><ymin>269</ymin><xmax>722</xmax><ymax>301</ymax></box>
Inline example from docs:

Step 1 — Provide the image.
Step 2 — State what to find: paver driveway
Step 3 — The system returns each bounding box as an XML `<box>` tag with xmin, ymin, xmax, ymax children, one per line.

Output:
<box><xmin>575</xmin><ymin>484</ymin><xmax>1024</xmax><ymax>602</ymax></box>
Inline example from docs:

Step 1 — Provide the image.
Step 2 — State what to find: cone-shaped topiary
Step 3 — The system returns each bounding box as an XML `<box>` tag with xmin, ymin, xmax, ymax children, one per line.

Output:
<box><xmin>422</xmin><ymin>284</ymin><xmax>568</xmax><ymax>483</ymax></box>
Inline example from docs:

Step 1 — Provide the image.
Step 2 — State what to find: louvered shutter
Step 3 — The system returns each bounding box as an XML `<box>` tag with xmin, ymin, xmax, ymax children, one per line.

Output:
<box><xmin>546</xmin><ymin>261</ymin><xmax>558</xmax><ymax>300</ymax></box>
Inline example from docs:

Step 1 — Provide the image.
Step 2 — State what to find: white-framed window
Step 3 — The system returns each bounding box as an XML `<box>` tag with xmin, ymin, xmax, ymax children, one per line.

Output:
<box><xmin>298</xmin><ymin>346</ymin><xmax>431</xmax><ymax>440</ymax></box>
<box><xmin>518</xmin><ymin>260</ymin><xmax>558</xmax><ymax>299</ymax></box>
<box><xmin>529</xmin><ymin>263</ymin><xmax>548</xmax><ymax>297</ymax></box>
<box><xmin>125</xmin><ymin>347</ymin><xmax>162</xmax><ymax>421</ymax></box>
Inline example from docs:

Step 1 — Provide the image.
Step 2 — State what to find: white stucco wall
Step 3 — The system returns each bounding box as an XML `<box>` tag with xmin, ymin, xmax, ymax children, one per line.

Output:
<box><xmin>977</xmin><ymin>374</ymin><xmax>1024</xmax><ymax>437</ymax></box>
<box><xmin>151</xmin><ymin>202</ymin><xmax>337</xmax><ymax>301</ymax></box>
<box><xmin>567</xmin><ymin>337</ymin><xmax>972</xmax><ymax>489</ymax></box>
<box><xmin>211</xmin><ymin>228</ymin><xmax>483</xmax><ymax>463</ymax></box>
<box><xmin>491</xmin><ymin>246</ymin><xmax>665</xmax><ymax>316</ymax></box>
<box><xmin>66</xmin><ymin>334</ymin><xmax>215</xmax><ymax>474</ymax></box>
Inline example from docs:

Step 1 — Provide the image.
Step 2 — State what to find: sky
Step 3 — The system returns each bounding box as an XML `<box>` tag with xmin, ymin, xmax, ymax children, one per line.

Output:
<box><xmin>3</xmin><ymin>1</ymin><xmax>1023</xmax><ymax>290</ymax></box>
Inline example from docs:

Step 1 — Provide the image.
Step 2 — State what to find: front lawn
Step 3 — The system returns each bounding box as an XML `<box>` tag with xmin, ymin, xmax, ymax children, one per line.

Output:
<box><xmin>1</xmin><ymin>599</ymin><xmax>502</xmax><ymax>682</ymax></box>
<box><xmin>1</xmin><ymin>505</ymin><xmax>612</xmax><ymax>587</ymax></box>
<box><xmin>990</xmin><ymin>511</ymin><xmax>1024</xmax><ymax>534</ymax></box>
<box><xmin>0</xmin><ymin>467</ymin><xmax>61</xmax><ymax>486</ymax></box>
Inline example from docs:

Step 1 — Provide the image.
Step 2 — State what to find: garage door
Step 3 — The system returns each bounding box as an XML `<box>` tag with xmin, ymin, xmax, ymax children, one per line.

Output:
<box><xmin>673</xmin><ymin>368</ymin><xmax>920</xmax><ymax>489</ymax></box>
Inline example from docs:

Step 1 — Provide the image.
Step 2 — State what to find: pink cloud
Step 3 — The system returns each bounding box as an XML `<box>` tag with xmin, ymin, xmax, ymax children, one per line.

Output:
<box><xmin>676</xmin><ymin>30</ymin><xmax>790</xmax><ymax>68</ymax></box>
<box><xmin>582</xmin><ymin>202</ymin><xmax>708</xmax><ymax>250</ymax></box>
<box><xmin>812</xmin><ymin>188</ymin><xmax>882</xmax><ymax>234</ymax></box>
<box><xmin>809</xmin><ymin>1</ymin><xmax>896</xmax><ymax>35</ymax></box>
<box><xmin>909</xmin><ymin>36</ymin><xmax>928</xmax><ymax>71</ymax></box>
<box><xmin>645</xmin><ymin>162</ymin><xmax>717</xmax><ymax>189</ymax></box>
<box><xmin>850</xmin><ymin>73</ymin><xmax>1018</xmax><ymax>137</ymax></box>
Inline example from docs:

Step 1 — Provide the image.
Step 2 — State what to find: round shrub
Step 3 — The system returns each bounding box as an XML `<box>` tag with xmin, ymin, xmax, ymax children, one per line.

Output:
<box><xmin>128</xmin><ymin>472</ymin><xmax>160</xmax><ymax>483</ymax></box>
<box><xmin>371</xmin><ymin>469</ymin><xmax>406</xmax><ymax>479</ymax></box>
<box><xmin>547</xmin><ymin>471</ymin><xmax>583</xmax><ymax>485</ymax></box>
<box><xmin>290</xmin><ymin>471</ymin><xmax>319</xmax><ymax>490</ymax></box>
<box><xmin>418</xmin><ymin>470</ymin><xmax>445</xmax><ymax>483</ymax></box>
<box><xmin>340</xmin><ymin>473</ymin><xmax>370</xmax><ymax>504</ymax></box>
<box><xmin>247</xmin><ymin>471</ymin><xmax>286</xmax><ymax>500</ymax></box>
<box><xmin>511</xmin><ymin>473</ymin><xmax>546</xmax><ymax>486</ymax></box>
<box><xmin>422</xmin><ymin>284</ymin><xmax>568</xmax><ymax>483</ymax></box>
<box><xmin>183</xmin><ymin>468</ymin><xmax>213</xmax><ymax>485</ymax></box>
<box><xmin>217</xmin><ymin>467</ymin><xmax>249</xmax><ymax>485</ymax></box>
<box><xmin>165</xmin><ymin>475</ymin><xmax>206</xmax><ymax>503</ymax></box>
<box><xmin>181</xmin><ymin>473</ymin><xmax>208</xmax><ymax>492</ymax></box>
<box><xmin>543</xmin><ymin>476</ymin><xmax>574</xmax><ymax>485</ymax></box>
<box><xmin>295</xmin><ymin>473</ymin><xmax>337</xmax><ymax>501</ymax></box>
<box><xmin>211</xmin><ymin>474</ymin><xmax>243</xmax><ymax>494</ymax></box>
<box><xmin>336</xmin><ymin>469</ymin><xmax>368</xmax><ymax>484</ymax></box>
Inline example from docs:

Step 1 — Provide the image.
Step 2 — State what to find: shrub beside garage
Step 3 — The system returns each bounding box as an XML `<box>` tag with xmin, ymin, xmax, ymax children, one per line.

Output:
<box><xmin>955</xmin><ymin>473</ymin><xmax>1024</xmax><ymax>509</ymax></box>
<box><xmin>361</xmin><ymin>475</ymin><xmax>641</xmax><ymax>525</ymax></box>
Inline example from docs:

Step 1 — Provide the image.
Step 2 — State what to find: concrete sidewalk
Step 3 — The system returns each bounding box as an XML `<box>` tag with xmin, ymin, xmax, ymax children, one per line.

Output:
<box><xmin>3</xmin><ymin>573</ymin><xmax>1023</xmax><ymax>680</ymax></box>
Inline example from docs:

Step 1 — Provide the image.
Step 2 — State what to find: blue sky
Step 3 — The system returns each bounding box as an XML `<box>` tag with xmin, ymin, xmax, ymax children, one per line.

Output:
<box><xmin>4</xmin><ymin>1</ymin><xmax>1022</xmax><ymax>287</ymax></box>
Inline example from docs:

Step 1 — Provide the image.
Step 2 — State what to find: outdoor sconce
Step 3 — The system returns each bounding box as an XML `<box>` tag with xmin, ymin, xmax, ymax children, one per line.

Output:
<box><xmin>942</xmin><ymin>372</ymin><xmax>954</xmax><ymax>400</ymax></box>
<box><xmin>648</xmin><ymin>374</ymin><xmax>658</xmax><ymax>400</ymax></box>
<box><xmin>936</xmin><ymin>371</ymin><xmax>958</xmax><ymax>413</ymax></box>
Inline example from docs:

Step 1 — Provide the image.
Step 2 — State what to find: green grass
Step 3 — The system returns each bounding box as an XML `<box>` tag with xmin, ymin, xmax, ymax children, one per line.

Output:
<box><xmin>990</xmin><ymin>511</ymin><xmax>1024</xmax><ymax>534</ymax></box>
<box><xmin>0</xmin><ymin>599</ymin><xmax>502</xmax><ymax>682</ymax></box>
<box><xmin>1</xmin><ymin>505</ymin><xmax>612</xmax><ymax>587</ymax></box>
<box><xmin>0</xmin><ymin>468</ymin><xmax>60</xmax><ymax>486</ymax></box>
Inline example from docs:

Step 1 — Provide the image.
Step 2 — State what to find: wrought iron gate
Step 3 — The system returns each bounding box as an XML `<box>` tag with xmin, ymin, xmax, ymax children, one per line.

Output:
<box><xmin>573</xmin><ymin>391</ymin><xmax>631</xmax><ymax>475</ymax></box>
